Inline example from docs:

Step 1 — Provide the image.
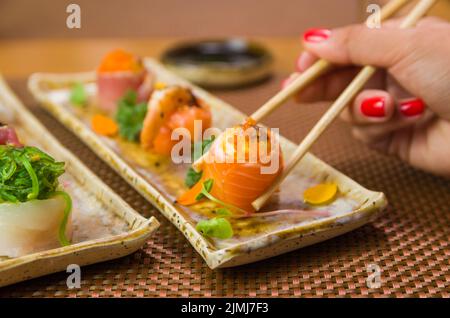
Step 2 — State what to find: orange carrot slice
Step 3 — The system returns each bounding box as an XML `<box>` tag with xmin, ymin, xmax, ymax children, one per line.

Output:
<box><xmin>91</xmin><ymin>114</ymin><xmax>118</xmax><ymax>136</ymax></box>
<box><xmin>177</xmin><ymin>178</ymin><xmax>205</xmax><ymax>206</ymax></box>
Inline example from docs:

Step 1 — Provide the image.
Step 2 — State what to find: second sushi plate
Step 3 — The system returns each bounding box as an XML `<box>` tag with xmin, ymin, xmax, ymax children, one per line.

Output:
<box><xmin>28</xmin><ymin>57</ymin><xmax>387</xmax><ymax>269</ymax></box>
<box><xmin>0</xmin><ymin>76</ymin><xmax>159</xmax><ymax>287</ymax></box>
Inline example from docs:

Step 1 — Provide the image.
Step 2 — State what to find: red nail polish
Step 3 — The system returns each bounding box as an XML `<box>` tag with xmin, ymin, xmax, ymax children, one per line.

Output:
<box><xmin>303</xmin><ymin>28</ymin><xmax>331</xmax><ymax>43</ymax></box>
<box><xmin>361</xmin><ymin>96</ymin><xmax>386</xmax><ymax>117</ymax></box>
<box><xmin>400</xmin><ymin>98</ymin><xmax>425</xmax><ymax>117</ymax></box>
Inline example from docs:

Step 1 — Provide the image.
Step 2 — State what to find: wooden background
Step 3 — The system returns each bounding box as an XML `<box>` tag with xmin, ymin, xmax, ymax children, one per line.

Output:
<box><xmin>0</xmin><ymin>0</ymin><xmax>362</xmax><ymax>38</ymax></box>
<box><xmin>1</xmin><ymin>0</ymin><xmax>449</xmax><ymax>79</ymax></box>
<box><xmin>1</xmin><ymin>0</ymin><xmax>449</xmax><ymax>39</ymax></box>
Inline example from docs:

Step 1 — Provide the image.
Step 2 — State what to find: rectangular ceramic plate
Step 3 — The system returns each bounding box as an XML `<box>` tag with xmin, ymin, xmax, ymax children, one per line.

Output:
<box><xmin>28</xmin><ymin>58</ymin><xmax>387</xmax><ymax>269</ymax></box>
<box><xmin>0</xmin><ymin>76</ymin><xmax>159</xmax><ymax>287</ymax></box>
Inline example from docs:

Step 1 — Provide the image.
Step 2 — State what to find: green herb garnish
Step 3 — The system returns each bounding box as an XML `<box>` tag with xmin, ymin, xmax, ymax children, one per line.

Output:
<box><xmin>196</xmin><ymin>217</ymin><xmax>233</xmax><ymax>239</ymax></box>
<box><xmin>0</xmin><ymin>146</ymin><xmax>65</xmax><ymax>202</ymax></box>
<box><xmin>185</xmin><ymin>136</ymin><xmax>215</xmax><ymax>188</ymax></box>
<box><xmin>70</xmin><ymin>82</ymin><xmax>87</xmax><ymax>106</ymax></box>
<box><xmin>185</xmin><ymin>167</ymin><xmax>203</xmax><ymax>189</ymax></box>
<box><xmin>195</xmin><ymin>179</ymin><xmax>214</xmax><ymax>201</ymax></box>
<box><xmin>53</xmin><ymin>190</ymin><xmax>72</xmax><ymax>246</ymax></box>
<box><xmin>192</xmin><ymin>136</ymin><xmax>215</xmax><ymax>161</ymax></box>
<box><xmin>115</xmin><ymin>90</ymin><xmax>148</xmax><ymax>142</ymax></box>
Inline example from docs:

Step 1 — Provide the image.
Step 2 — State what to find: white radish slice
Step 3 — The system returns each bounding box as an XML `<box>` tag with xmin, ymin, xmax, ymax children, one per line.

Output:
<box><xmin>0</xmin><ymin>196</ymin><xmax>72</xmax><ymax>258</ymax></box>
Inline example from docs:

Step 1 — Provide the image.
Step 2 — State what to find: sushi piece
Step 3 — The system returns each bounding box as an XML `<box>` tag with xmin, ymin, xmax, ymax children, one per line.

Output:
<box><xmin>0</xmin><ymin>128</ymin><xmax>72</xmax><ymax>258</ymax></box>
<box><xmin>177</xmin><ymin>120</ymin><xmax>283</xmax><ymax>212</ymax></box>
<box><xmin>140</xmin><ymin>86</ymin><xmax>212</xmax><ymax>156</ymax></box>
<box><xmin>97</xmin><ymin>49</ymin><xmax>153</xmax><ymax>112</ymax></box>
<box><xmin>0</xmin><ymin>196</ymin><xmax>71</xmax><ymax>257</ymax></box>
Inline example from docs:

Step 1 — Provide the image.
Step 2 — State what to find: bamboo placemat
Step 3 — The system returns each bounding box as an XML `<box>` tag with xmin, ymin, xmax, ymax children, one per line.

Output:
<box><xmin>0</xmin><ymin>77</ymin><xmax>448</xmax><ymax>298</ymax></box>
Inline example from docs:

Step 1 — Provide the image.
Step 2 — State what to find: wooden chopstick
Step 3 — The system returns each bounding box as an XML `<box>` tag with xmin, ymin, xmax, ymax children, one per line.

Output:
<box><xmin>252</xmin><ymin>0</ymin><xmax>438</xmax><ymax>211</ymax></box>
<box><xmin>250</xmin><ymin>0</ymin><xmax>412</xmax><ymax>123</ymax></box>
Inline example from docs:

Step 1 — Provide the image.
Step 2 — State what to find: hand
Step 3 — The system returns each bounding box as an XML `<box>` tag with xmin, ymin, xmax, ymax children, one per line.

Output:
<box><xmin>284</xmin><ymin>17</ymin><xmax>450</xmax><ymax>178</ymax></box>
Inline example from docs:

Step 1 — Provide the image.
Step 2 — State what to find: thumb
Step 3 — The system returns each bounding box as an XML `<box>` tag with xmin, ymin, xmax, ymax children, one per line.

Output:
<box><xmin>302</xmin><ymin>25</ymin><xmax>415</xmax><ymax>68</ymax></box>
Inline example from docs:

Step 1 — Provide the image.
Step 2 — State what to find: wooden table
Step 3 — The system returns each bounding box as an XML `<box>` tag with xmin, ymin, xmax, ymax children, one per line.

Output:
<box><xmin>0</xmin><ymin>37</ymin><xmax>301</xmax><ymax>79</ymax></box>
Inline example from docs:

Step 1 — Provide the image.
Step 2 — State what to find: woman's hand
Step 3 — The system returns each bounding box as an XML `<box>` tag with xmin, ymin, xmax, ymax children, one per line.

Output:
<box><xmin>285</xmin><ymin>17</ymin><xmax>450</xmax><ymax>178</ymax></box>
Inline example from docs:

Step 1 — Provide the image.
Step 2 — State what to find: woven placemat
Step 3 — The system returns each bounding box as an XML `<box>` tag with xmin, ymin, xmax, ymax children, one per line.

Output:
<box><xmin>0</xmin><ymin>77</ymin><xmax>448</xmax><ymax>298</ymax></box>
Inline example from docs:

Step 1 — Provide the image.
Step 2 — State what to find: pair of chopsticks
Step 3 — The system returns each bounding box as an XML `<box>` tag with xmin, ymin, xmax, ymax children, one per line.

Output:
<box><xmin>192</xmin><ymin>0</ymin><xmax>410</xmax><ymax>172</ymax></box>
<box><xmin>251</xmin><ymin>0</ymin><xmax>438</xmax><ymax>210</ymax></box>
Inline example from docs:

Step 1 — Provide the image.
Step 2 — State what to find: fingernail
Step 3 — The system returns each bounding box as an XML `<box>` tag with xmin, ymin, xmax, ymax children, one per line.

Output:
<box><xmin>361</xmin><ymin>96</ymin><xmax>386</xmax><ymax>117</ymax></box>
<box><xmin>400</xmin><ymin>98</ymin><xmax>425</xmax><ymax>117</ymax></box>
<box><xmin>303</xmin><ymin>28</ymin><xmax>331</xmax><ymax>43</ymax></box>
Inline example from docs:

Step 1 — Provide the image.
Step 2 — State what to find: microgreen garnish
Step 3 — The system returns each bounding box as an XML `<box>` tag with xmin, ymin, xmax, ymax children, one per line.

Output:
<box><xmin>195</xmin><ymin>179</ymin><xmax>214</xmax><ymax>201</ymax></box>
<box><xmin>70</xmin><ymin>82</ymin><xmax>87</xmax><ymax>106</ymax></box>
<box><xmin>185</xmin><ymin>136</ymin><xmax>215</xmax><ymax>188</ymax></box>
<box><xmin>185</xmin><ymin>167</ymin><xmax>203</xmax><ymax>189</ymax></box>
<box><xmin>192</xmin><ymin>136</ymin><xmax>215</xmax><ymax>161</ymax></box>
<box><xmin>115</xmin><ymin>90</ymin><xmax>148</xmax><ymax>142</ymax></box>
<box><xmin>196</xmin><ymin>217</ymin><xmax>233</xmax><ymax>239</ymax></box>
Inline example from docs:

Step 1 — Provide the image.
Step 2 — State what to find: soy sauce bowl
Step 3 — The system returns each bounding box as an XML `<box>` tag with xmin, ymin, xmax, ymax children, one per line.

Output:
<box><xmin>161</xmin><ymin>39</ymin><xmax>273</xmax><ymax>88</ymax></box>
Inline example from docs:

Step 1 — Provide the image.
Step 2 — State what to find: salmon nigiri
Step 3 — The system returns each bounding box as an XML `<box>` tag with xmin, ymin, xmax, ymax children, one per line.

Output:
<box><xmin>140</xmin><ymin>86</ymin><xmax>212</xmax><ymax>156</ymax></box>
<box><xmin>178</xmin><ymin>121</ymin><xmax>283</xmax><ymax>213</ymax></box>
<box><xmin>97</xmin><ymin>49</ymin><xmax>153</xmax><ymax>112</ymax></box>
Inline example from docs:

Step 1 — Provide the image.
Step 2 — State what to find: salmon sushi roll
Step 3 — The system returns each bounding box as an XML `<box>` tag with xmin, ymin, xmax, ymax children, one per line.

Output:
<box><xmin>178</xmin><ymin>120</ymin><xmax>283</xmax><ymax>213</ymax></box>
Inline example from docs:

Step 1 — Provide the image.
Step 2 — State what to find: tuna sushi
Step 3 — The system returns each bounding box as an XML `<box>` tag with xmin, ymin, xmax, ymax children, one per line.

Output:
<box><xmin>97</xmin><ymin>49</ymin><xmax>153</xmax><ymax>112</ymax></box>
